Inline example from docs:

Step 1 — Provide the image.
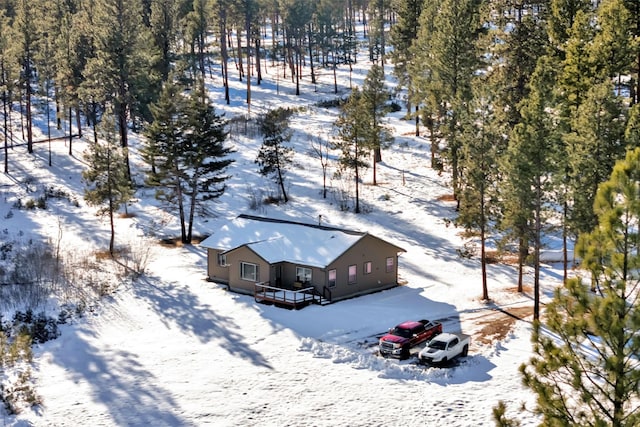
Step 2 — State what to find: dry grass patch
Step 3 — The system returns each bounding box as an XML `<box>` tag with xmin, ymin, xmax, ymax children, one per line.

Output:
<box><xmin>437</xmin><ymin>194</ymin><xmax>456</xmax><ymax>202</ymax></box>
<box><xmin>474</xmin><ymin>306</ymin><xmax>533</xmax><ymax>346</ymax></box>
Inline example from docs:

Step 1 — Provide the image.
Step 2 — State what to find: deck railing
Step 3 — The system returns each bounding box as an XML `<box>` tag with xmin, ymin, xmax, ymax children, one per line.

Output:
<box><xmin>254</xmin><ymin>282</ymin><xmax>316</xmax><ymax>308</ymax></box>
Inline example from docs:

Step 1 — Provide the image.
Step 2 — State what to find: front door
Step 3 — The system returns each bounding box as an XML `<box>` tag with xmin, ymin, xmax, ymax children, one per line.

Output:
<box><xmin>274</xmin><ymin>264</ymin><xmax>282</xmax><ymax>288</ymax></box>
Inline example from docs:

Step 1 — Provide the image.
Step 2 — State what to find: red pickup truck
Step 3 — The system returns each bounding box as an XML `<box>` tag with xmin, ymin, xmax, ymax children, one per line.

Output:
<box><xmin>379</xmin><ymin>319</ymin><xmax>442</xmax><ymax>359</ymax></box>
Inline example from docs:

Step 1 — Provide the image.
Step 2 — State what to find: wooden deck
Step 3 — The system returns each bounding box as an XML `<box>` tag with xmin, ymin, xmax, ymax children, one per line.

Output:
<box><xmin>254</xmin><ymin>282</ymin><xmax>328</xmax><ymax>309</ymax></box>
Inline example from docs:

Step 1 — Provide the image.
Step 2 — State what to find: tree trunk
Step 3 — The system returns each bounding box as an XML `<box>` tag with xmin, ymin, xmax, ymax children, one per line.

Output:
<box><xmin>68</xmin><ymin>106</ymin><xmax>73</xmax><ymax>156</ymax></box>
<box><xmin>76</xmin><ymin>106</ymin><xmax>82</xmax><ymax>138</ymax></box>
<box><xmin>255</xmin><ymin>38</ymin><xmax>262</xmax><ymax>85</ymax></box>
<box><xmin>219</xmin><ymin>10</ymin><xmax>230</xmax><ymax>104</ymax></box>
<box><xmin>246</xmin><ymin>14</ymin><xmax>251</xmax><ymax>111</ymax></box>
<box><xmin>481</xmin><ymin>197</ymin><xmax>488</xmax><ymax>300</ymax></box>
<box><xmin>307</xmin><ymin>24</ymin><xmax>316</xmax><ymax>86</ymax></box>
<box><xmin>25</xmin><ymin>57</ymin><xmax>33</xmax><ymax>153</ymax></box>
<box><xmin>237</xmin><ymin>31</ymin><xmax>244</xmax><ymax>81</ymax></box>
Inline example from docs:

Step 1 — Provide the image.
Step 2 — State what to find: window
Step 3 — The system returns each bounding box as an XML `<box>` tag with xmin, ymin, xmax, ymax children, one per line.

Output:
<box><xmin>348</xmin><ymin>265</ymin><xmax>357</xmax><ymax>284</ymax></box>
<box><xmin>386</xmin><ymin>257</ymin><xmax>394</xmax><ymax>273</ymax></box>
<box><xmin>217</xmin><ymin>253</ymin><xmax>227</xmax><ymax>267</ymax></box>
<box><xmin>328</xmin><ymin>269</ymin><xmax>337</xmax><ymax>288</ymax></box>
<box><xmin>240</xmin><ymin>262</ymin><xmax>258</xmax><ymax>281</ymax></box>
<box><xmin>296</xmin><ymin>267</ymin><xmax>312</xmax><ymax>283</ymax></box>
<box><xmin>364</xmin><ymin>261</ymin><xmax>372</xmax><ymax>275</ymax></box>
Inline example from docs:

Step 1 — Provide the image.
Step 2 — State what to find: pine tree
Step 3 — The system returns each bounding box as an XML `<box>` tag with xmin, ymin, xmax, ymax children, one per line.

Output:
<box><xmin>256</xmin><ymin>107</ymin><xmax>294</xmax><ymax>203</ymax></box>
<box><xmin>410</xmin><ymin>0</ymin><xmax>483</xmax><ymax>201</ymax></box>
<box><xmin>332</xmin><ymin>87</ymin><xmax>369</xmax><ymax>214</ymax></box>
<box><xmin>520</xmin><ymin>147</ymin><xmax>640</xmax><ymax>427</ymax></box>
<box><xmin>409</xmin><ymin>0</ymin><xmax>444</xmax><ymax>168</ymax></box>
<box><xmin>548</xmin><ymin>0</ymin><xmax>593</xmax><ymax>56</ymax></box>
<box><xmin>13</xmin><ymin>0</ymin><xmax>38</xmax><ymax>153</ymax></box>
<box><xmin>0</xmin><ymin>8</ymin><xmax>17</xmax><ymax>173</ymax></box>
<box><xmin>81</xmin><ymin>0</ymin><xmax>160</xmax><ymax>177</ymax></box>
<box><xmin>367</xmin><ymin>0</ymin><xmax>387</xmax><ymax>63</ymax></box>
<box><xmin>83</xmin><ymin>109</ymin><xmax>133</xmax><ymax>255</ymax></box>
<box><xmin>620</xmin><ymin>0</ymin><xmax>640</xmax><ymax>103</ymax></box>
<box><xmin>564</xmin><ymin>81</ymin><xmax>626</xmax><ymax>241</ymax></box>
<box><xmin>141</xmin><ymin>76</ymin><xmax>185</xmax><ymax>177</ymax></box>
<box><xmin>484</xmin><ymin>0</ymin><xmax>548</xmax><ymax>131</ymax></box>
<box><xmin>144</xmin><ymin>78</ymin><xmax>233</xmax><ymax>244</ymax></box>
<box><xmin>458</xmin><ymin>79</ymin><xmax>501</xmax><ymax>301</ymax></box>
<box><xmin>183</xmin><ymin>0</ymin><xmax>210</xmax><ymax>80</ymax></box>
<box><xmin>389</xmin><ymin>0</ymin><xmax>423</xmax><ymax>116</ymax></box>
<box><xmin>361</xmin><ymin>63</ymin><xmax>393</xmax><ymax>184</ymax></box>
<box><xmin>500</xmin><ymin>56</ymin><xmax>561</xmax><ymax>319</ymax></box>
<box><xmin>591</xmin><ymin>0</ymin><xmax>633</xmax><ymax>88</ymax></box>
<box><xmin>181</xmin><ymin>81</ymin><xmax>234</xmax><ymax>242</ymax></box>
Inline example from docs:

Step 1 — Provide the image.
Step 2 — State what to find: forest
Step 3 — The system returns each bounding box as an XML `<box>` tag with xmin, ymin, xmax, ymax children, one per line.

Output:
<box><xmin>1</xmin><ymin>0</ymin><xmax>638</xmax><ymax>318</ymax></box>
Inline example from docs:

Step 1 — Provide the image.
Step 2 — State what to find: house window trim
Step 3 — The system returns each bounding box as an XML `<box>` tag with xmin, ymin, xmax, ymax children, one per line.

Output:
<box><xmin>240</xmin><ymin>262</ymin><xmax>259</xmax><ymax>282</ymax></box>
<box><xmin>296</xmin><ymin>266</ymin><xmax>312</xmax><ymax>284</ymax></box>
<box><xmin>348</xmin><ymin>264</ymin><xmax>357</xmax><ymax>284</ymax></box>
<box><xmin>364</xmin><ymin>261</ymin><xmax>372</xmax><ymax>275</ymax></box>
<box><xmin>386</xmin><ymin>257</ymin><xmax>394</xmax><ymax>273</ymax></box>
<box><xmin>218</xmin><ymin>252</ymin><xmax>227</xmax><ymax>267</ymax></box>
<box><xmin>328</xmin><ymin>269</ymin><xmax>337</xmax><ymax>288</ymax></box>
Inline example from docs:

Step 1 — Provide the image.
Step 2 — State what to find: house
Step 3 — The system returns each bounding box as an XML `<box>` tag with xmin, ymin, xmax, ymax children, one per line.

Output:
<box><xmin>199</xmin><ymin>214</ymin><xmax>406</xmax><ymax>306</ymax></box>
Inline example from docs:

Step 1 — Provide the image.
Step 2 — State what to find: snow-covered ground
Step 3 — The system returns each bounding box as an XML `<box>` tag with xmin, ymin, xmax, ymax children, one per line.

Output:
<box><xmin>0</xmin><ymin>51</ymin><xmax>566</xmax><ymax>426</ymax></box>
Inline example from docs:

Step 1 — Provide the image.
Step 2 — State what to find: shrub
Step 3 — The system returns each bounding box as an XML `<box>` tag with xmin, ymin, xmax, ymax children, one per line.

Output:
<box><xmin>316</xmin><ymin>97</ymin><xmax>346</xmax><ymax>108</ymax></box>
<box><xmin>36</xmin><ymin>197</ymin><xmax>46</xmax><ymax>209</ymax></box>
<box><xmin>12</xmin><ymin>311</ymin><xmax>59</xmax><ymax>344</ymax></box>
<box><xmin>387</xmin><ymin>101</ymin><xmax>402</xmax><ymax>112</ymax></box>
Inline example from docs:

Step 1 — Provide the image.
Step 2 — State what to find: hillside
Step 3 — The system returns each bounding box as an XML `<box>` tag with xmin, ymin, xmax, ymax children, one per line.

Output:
<box><xmin>0</xmin><ymin>55</ymin><xmax>564</xmax><ymax>426</ymax></box>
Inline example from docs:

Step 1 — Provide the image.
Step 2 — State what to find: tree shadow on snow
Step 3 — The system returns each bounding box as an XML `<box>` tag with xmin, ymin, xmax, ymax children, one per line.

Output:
<box><xmin>36</xmin><ymin>324</ymin><xmax>187</xmax><ymax>426</ymax></box>
<box><xmin>134</xmin><ymin>274</ymin><xmax>273</xmax><ymax>370</ymax></box>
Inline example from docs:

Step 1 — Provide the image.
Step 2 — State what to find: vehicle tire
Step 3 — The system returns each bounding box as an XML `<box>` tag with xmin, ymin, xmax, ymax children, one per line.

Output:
<box><xmin>441</xmin><ymin>357</ymin><xmax>447</xmax><ymax>366</ymax></box>
<box><xmin>400</xmin><ymin>346</ymin><xmax>410</xmax><ymax>360</ymax></box>
<box><xmin>462</xmin><ymin>345</ymin><xmax>468</xmax><ymax>357</ymax></box>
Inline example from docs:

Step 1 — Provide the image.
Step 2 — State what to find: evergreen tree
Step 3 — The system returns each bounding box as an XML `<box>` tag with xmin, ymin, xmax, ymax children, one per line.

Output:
<box><xmin>621</xmin><ymin>0</ymin><xmax>640</xmax><ymax>103</ymax></box>
<box><xmin>484</xmin><ymin>0</ymin><xmax>548</xmax><ymax>131</ymax></box>
<box><xmin>144</xmin><ymin>78</ymin><xmax>233</xmax><ymax>244</ymax></box>
<box><xmin>53</xmin><ymin>0</ymin><xmax>87</xmax><ymax>155</ymax></box>
<box><xmin>389</xmin><ymin>0</ymin><xmax>422</xmax><ymax>117</ymax></box>
<box><xmin>458</xmin><ymin>79</ymin><xmax>501</xmax><ymax>301</ymax></box>
<box><xmin>256</xmin><ymin>107</ymin><xmax>294</xmax><ymax>203</ymax></box>
<box><xmin>557</xmin><ymin>9</ymin><xmax>597</xmax><ymax>115</ymax></box>
<box><xmin>564</xmin><ymin>82</ymin><xmax>626</xmax><ymax>243</ymax></box>
<box><xmin>181</xmin><ymin>81</ymin><xmax>234</xmax><ymax>242</ymax></box>
<box><xmin>625</xmin><ymin>103</ymin><xmax>640</xmax><ymax>149</ymax></box>
<box><xmin>410</xmin><ymin>0</ymin><xmax>483</xmax><ymax>201</ymax></box>
<box><xmin>0</xmin><ymin>8</ymin><xmax>17</xmax><ymax>173</ymax></box>
<box><xmin>281</xmin><ymin>0</ymin><xmax>314</xmax><ymax>96</ymax></box>
<box><xmin>367</xmin><ymin>0</ymin><xmax>387</xmax><ymax>63</ymax></box>
<box><xmin>141</xmin><ymin>75</ymin><xmax>185</xmax><ymax>177</ymax></box>
<box><xmin>13</xmin><ymin>0</ymin><xmax>38</xmax><ymax>153</ymax></box>
<box><xmin>409</xmin><ymin>0</ymin><xmax>444</xmax><ymax>168</ymax></box>
<box><xmin>183</xmin><ymin>0</ymin><xmax>210</xmax><ymax>81</ymax></box>
<box><xmin>82</xmin><ymin>109</ymin><xmax>133</xmax><ymax>255</ymax></box>
<box><xmin>500</xmin><ymin>57</ymin><xmax>560</xmax><ymax>319</ymax></box>
<box><xmin>332</xmin><ymin>87</ymin><xmax>369</xmax><ymax>214</ymax></box>
<box><xmin>149</xmin><ymin>0</ymin><xmax>186</xmax><ymax>83</ymax></box>
<box><xmin>591</xmin><ymin>0</ymin><xmax>633</xmax><ymax>88</ymax></box>
<box><xmin>361</xmin><ymin>63</ymin><xmax>393</xmax><ymax>184</ymax></box>
<box><xmin>520</xmin><ymin>147</ymin><xmax>640</xmax><ymax>427</ymax></box>
<box><xmin>81</xmin><ymin>0</ymin><xmax>160</xmax><ymax>177</ymax></box>
<box><xmin>548</xmin><ymin>0</ymin><xmax>593</xmax><ymax>56</ymax></box>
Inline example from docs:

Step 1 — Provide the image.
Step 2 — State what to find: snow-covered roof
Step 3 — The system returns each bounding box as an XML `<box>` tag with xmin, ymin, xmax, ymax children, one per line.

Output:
<box><xmin>200</xmin><ymin>215</ymin><xmax>401</xmax><ymax>268</ymax></box>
